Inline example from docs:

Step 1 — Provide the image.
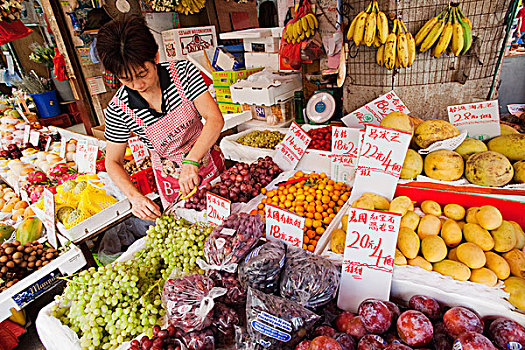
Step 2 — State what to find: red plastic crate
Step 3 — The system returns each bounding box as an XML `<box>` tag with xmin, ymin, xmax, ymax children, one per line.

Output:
<box><xmin>130</xmin><ymin>167</ymin><xmax>157</xmax><ymax>195</ymax></box>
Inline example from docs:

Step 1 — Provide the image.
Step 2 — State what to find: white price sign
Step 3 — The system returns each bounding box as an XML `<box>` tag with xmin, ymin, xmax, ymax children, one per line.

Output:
<box><xmin>29</xmin><ymin>131</ymin><xmax>40</xmax><ymax>147</ymax></box>
<box><xmin>128</xmin><ymin>136</ymin><xmax>148</xmax><ymax>165</ymax></box>
<box><xmin>23</xmin><ymin>125</ymin><xmax>30</xmax><ymax>145</ymax></box>
<box><xmin>447</xmin><ymin>100</ymin><xmax>500</xmax><ymax>141</ymax></box>
<box><xmin>330</xmin><ymin>127</ymin><xmax>360</xmax><ymax>184</ymax></box>
<box><xmin>206</xmin><ymin>192</ymin><xmax>231</xmax><ymax>226</ymax></box>
<box><xmin>342</xmin><ymin>91</ymin><xmax>410</xmax><ymax>129</ymax></box>
<box><xmin>76</xmin><ymin>140</ymin><xmax>89</xmax><ymax>173</ymax></box>
<box><xmin>59</xmin><ymin>138</ymin><xmax>67</xmax><ymax>158</ymax></box>
<box><xmin>274</xmin><ymin>122</ymin><xmax>312</xmax><ymax>171</ymax></box>
<box><xmin>350</xmin><ymin>125</ymin><xmax>412</xmax><ymax>203</ymax></box>
<box><xmin>43</xmin><ymin>188</ymin><xmax>57</xmax><ymax>249</ymax></box>
<box><xmin>265</xmin><ymin>204</ymin><xmax>304</xmax><ymax>248</ymax></box>
<box><xmin>45</xmin><ymin>136</ymin><xmax>52</xmax><ymax>152</ymax></box>
<box><xmin>86</xmin><ymin>145</ymin><xmax>98</xmax><ymax>175</ymax></box>
<box><xmin>337</xmin><ymin>208</ymin><xmax>401</xmax><ymax>312</ymax></box>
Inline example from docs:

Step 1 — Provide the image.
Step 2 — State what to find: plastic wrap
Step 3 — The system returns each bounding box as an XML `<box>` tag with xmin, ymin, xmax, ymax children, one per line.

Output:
<box><xmin>245</xmin><ymin>288</ymin><xmax>321</xmax><ymax>349</ymax></box>
<box><xmin>208</xmin><ymin>270</ymin><xmax>246</xmax><ymax>305</ymax></box>
<box><xmin>162</xmin><ymin>274</ymin><xmax>226</xmax><ymax>333</ymax></box>
<box><xmin>238</xmin><ymin>240</ymin><xmax>286</xmax><ymax>294</ymax></box>
<box><xmin>180</xmin><ymin>328</ymin><xmax>215</xmax><ymax>350</ymax></box>
<box><xmin>201</xmin><ymin>213</ymin><xmax>264</xmax><ymax>273</ymax></box>
<box><xmin>210</xmin><ymin>302</ymin><xmax>240</xmax><ymax>347</ymax></box>
<box><xmin>280</xmin><ymin>247</ymin><xmax>340</xmax><ymax>309</ymax></box>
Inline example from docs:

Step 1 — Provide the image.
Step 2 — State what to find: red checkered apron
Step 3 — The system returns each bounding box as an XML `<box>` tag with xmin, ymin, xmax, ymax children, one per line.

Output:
<box><xmin>111</xmin><ymin>61</ymin><xmax>224</xmax><ymax>207</ymax></box>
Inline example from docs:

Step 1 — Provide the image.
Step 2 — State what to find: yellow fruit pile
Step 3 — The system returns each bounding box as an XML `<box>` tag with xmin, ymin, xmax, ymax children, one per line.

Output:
<box><xmin>283</xmin><ymin>13</ymin><xmax>319</xmax><ymax>44</ymax></box>
<box><xmin>347</xmin><ymin>0</ymin><xmax>388</xmax><ymax>47</ymax></box>
<box><xmin>253</xmin><ymin>171</ymin><xmax>351</xmax><ymax>252</ymax></box>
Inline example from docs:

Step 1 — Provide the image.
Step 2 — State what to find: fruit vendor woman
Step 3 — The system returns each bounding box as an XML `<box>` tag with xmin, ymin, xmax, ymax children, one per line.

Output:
<box><xmin>97</xmin><ymin>16</ymin><xmax>225</xmax><ymax>220</ymax></box>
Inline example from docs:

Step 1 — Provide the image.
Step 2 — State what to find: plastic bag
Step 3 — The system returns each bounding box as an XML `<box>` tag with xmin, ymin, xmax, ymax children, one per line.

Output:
<box><xmin>162</xmin><ymin>273</ymin><xmax>226</xmax><ymax>332</ymax></box>
<box><xmin>210</xmin><ymin>302</ymin><xmax>240</xmax><ymax>347</ymax></box>
<box><xmin>238</xmin><ymin>240</ymin><xmax>286</xmax><ymax>294</ymax></box>
<box><xmin>208</xmin><ymin>270</ymin><xmax>246</xmax><ymax>305</ymax></box>
<box><xmin>279</xmin><ymin>247</ymin><xmax>340</xmax><ymax>309</ymax></box>
<box><xmin>180</xmin><ymin>328</ymin><xmax>215</xmax><ymax>350</ymax></box>
<box><xmin>245</xmin><ymin>288</ymin><xmax>321</xmax><ymax>349</ymax></box>
<box><xmin>200</xmin><ymin>213</ymin><xmax>263</xmax><ymax>273</ymax></box>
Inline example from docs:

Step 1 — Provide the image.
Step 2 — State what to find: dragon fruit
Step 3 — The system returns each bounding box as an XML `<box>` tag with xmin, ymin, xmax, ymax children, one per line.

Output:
<box><xmin>27</xmin><ymin>171</ymin><xmax>48</xmax><ymax>184</ymax></box>
<box><xmin>49</xmin><ymin>163</ymin><xmax>70</xmax><ymax>180</ymax></box>
<box><xmin>29</xmin><ymin>185</ymin><xmax>45</xmax><ymax>203</ymax></box>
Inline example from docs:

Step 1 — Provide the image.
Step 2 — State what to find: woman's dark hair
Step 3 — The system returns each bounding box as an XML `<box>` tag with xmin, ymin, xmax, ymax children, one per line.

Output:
<box><xmin>96</xmin><ymin>15</ymin><xmax>158</xmax><ymax>78</ymax></box>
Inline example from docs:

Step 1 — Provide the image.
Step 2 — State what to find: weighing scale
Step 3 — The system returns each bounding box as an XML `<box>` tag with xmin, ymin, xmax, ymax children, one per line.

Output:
<box><xmin>305</xmin><ymin>70</ymin><xmax>343</xmax><ymax>125</ymax></box>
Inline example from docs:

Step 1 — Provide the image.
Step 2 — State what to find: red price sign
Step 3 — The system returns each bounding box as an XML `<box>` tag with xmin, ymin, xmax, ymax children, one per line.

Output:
<box><xmin>342</xmin><ymin>91</ymin><xmax>410</xmax><ymax>129</ymax></box>
<box><xmin>86</xmin><ymin>144</ymin><xmax>98</xmax><ymax>174</ymax></box>
<box><xmin>265</xmin><ymin>204</ymin><xmax>304</xmax><ymax>248</ymax></box>
<box><xmin>337</xmin><ymin>208</ymin><xmax>401</xmax><ymax>312</ymax></box>
<box><xmin>350</xmin><ymin>125</ymin><xmax>412</xmax><ymax>202</ymax></box>
<box><xmin>128</xmin><ymin>136</ymin><xmax>148</xmax><ymax>165</ymax></box>
<box><xmin>331</xmin><ymin>127</ymin><xmax>360</xmax><ymax>184</ymax></box>
<box><xmin>447</xmin><ymin>100</ymin><xmax>500</xmax><ymax>141</ymax></box>
<box><xmin>76</xmin><ymin>140</ymin><xmax>89</xmax><ymax>173</ymax></box>
<box><xmin>206</xmin><ymin>192</ymin><xmax>231</xmax><ymax>226</ymax></box>
<box><xmin>274</xmin><ymin>121</ymin><xmax>312</xmax><ymax>171</ymax></box>
<box><xmin>43</xmin><ymin>188</ymin><xmax>57</xmax><ymax>249</ymax></box>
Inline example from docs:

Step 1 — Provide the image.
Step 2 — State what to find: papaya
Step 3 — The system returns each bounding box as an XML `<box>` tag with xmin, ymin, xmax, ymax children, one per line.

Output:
<box><xmin>0</xmin><ymin>224</ymin><xmax>14</xmax><ymax>243</ymax></box>
<box><xmin>15</xmin><ymin>217</ymin><xmax>43</xmax><ymax>244</ymax></box>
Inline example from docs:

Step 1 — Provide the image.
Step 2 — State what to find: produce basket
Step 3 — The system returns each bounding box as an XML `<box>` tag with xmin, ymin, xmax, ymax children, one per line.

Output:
<box><xmin>219</xmin><ymin>127</ymin><xmax>286</xmax><ymax>163</ymax></box>
<box><xmin>0</xmin><ymin>244</ymin><xmax>86</xmax><ymax>322</ymax></box>
<box><xmin>299</xmin><ymin>124</ymin><xmax>332</xmax><ymax>174</ymax></box>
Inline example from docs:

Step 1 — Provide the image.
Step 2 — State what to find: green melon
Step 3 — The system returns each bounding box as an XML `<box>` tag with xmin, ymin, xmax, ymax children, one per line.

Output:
<box><xmin>57</xmin><ymin>206</ymin><xmax>75</xmax><ymax>224</ymax></box>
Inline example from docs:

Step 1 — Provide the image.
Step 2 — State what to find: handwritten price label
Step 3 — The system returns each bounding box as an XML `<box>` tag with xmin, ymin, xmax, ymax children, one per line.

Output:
<box><xmin>45</xmin><ymin>136</ymin><xmax>52</xmax><ymax>152</ymax></box>
<box><xmin>43</xmin><ymin>188</ymin><xmax>57</xmax><ymax>249</ymax></box>
<box><xmin>86</xmin><ymin>145</ymin><xmax>98</xmax><ymax>175</ymax></box>
<box><xmin>331</xmin><ymin>127</ymin><xmax>360</xmax><ymax>184</ymax></box>
<box><xmin>23</xmin><ymin>125</ymin><xmax>30</xmax><ymax>145</ymax></box>
<box><xmin>29</xmin><ymin>131</ymin><xmax>40</xmax><ymax>147</ymax></box>
<box><xmin>265</xmin><ymin>204</ymin><xmax>304</xmax><ymax>248</ymax></box>
<box><xmin>206</xmin><ymin>192</ymin><xmax>231</xmax><ymax>226</ymax></box>
<box><xmin>447</xmin><ymin>100</ymin><xmax>500</xmax><ymax>141</ymax></box>
<box><xmin>59</xmin><ymin>138</ymin><xmax>67</xmax><ymax>158</ymax></box>
<box><xmin>274</xmin><ymin>121</ymin><xmax>312</xmax><ymax>171</ymax></box>
<box><xmin>337</xmin><ymin>208</ymin><xmax>401</xmax><ymax>312</ymax></box>
<box><xmin>76</xmin><ymin>140</ymin><xmax>89</xmax><ymax>173</ymax></box>
<box><xmin>128</xmin><ymin>136</ymin><xmax>148</xmax><ymax>165</ymax></box>
<box><xmin>350</xmin><ymin>125</ymin><xmax>412</xmax><ymax>203</ymax></box>
<box><xmin>342</xmin><ymin>91</ymin><xmax>410</xmax><ymax>129</ymax></box>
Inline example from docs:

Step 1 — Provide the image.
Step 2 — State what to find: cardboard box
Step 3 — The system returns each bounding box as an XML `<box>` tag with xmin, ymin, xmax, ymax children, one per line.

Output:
<box><xmin>215</xmin><ymin>87</ymin><xmax>233</xmax><ymax>103</ymax></box>
<box><xmin>243</xmin><ymin>36</ymin><xmax>281</xmax><ymax>53</ymax></box>
<box><xmin>230</xmin><ymin>71</ymin><xmax>302</xmax><ymax>106</ymax></box>
<box><xmin>161</xmin><ymin>26</ymin><xmax>217</xmax><ymax>61</ymax></box>
<box><xmin>218</xmin><ymin>102</ymin><xmax>243</xmax><ymax>114</ymax></box>
<box><xmin>212</xmin><ymin>68</ymin><xmax>263</xmax><ymax>88</ymax></box>
<box><xmin>91</xmin><ymin>125</ymin><xmax>105</xmax><ymax>140</ymax></box>
<box><xmin>245</xmin><ymin>52</ymin><xmax>280</xmax><ymax>71</ymax></box>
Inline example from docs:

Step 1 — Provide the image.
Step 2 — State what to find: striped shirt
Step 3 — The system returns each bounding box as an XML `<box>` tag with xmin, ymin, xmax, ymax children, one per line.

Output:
<box><xmin>103</xmin><ymin>61</ymin><xmax>207</xmax><ymax>149</ymax></box>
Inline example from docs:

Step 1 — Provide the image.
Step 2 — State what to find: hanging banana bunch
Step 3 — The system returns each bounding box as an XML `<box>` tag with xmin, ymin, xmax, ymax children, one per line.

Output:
<box><xmin>416</xmin><ymin>4</ymin><xmax>473</xmax><ymax>57</ymax></box>
<box><xmin>377</xmin><ymin>18</ymin><xmax>415</xmax><ymax>70</ymax></box>
<box><xmin>282</xmin><ymin>0</ymin><xmax>319</xmax><ymax>44</ymax></box>
<box><xmin>347</xmin><ymin>0</ymin><xmax>389</xmax><ymax>47</ymax></box>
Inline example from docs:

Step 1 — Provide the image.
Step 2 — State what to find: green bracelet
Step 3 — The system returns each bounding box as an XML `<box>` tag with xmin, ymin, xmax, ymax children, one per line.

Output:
<box><xmin>182</xmin><ymin>159</ymin><xmax>201</xmax><ymax>167</ymax></box>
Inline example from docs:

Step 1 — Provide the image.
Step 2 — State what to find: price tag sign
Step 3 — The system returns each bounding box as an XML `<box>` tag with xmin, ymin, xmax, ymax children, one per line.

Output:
<box><xmin>20</xmin><ymin>189</ymin><xmax>29</xmax><ymax>203</ymax></box>
<box><xmin>29</xmin><ymin>131</ymin><xmax>40</xmax><ymax>147</ymax></box>
<box><xmin>43</xmin><ymin>188</ymin><xmax>57</xmax><ymax>249</ymax></box>
<box><xmin>45</xmin><ymin>136</ymin><xmax>52</xmax><ymax>152</ymax></box>
<box><xmin>350</xmin><ymin>125</ymin><xmax>412</xmax><ymax>202</ymax></box>
<box><xmin>59</xmin><ymin>138</ymin><xmax>67</xmax><ymax>158</ymax></box>
<box><xmin>13</xmin><ymin>180</ymin><xmax>20</xmax><ymax>195</ymax></box>
<box><xmin>23</xmin><ymin>125</ymin><xmax>30</xmax><ymax>145</ymax></box>
<box><xmin>337</xmin><ymin>208</ymin><xmax>401</xmax><ymax>312</ymax></box>
<box><xmin>76</xmin><ymin>140</ymin><xmax>89</xmax><ymax>173</ymax></box>
<box><xmin>86</xmin><ymin>145</ymin><xmax>98</xmax><ymax>174</ymax></box>
<box><xmin>128</xmin><ymin>136</ymin><xmax>148</xmax><ymax>165</ymax></box>
<box><xmin>447</xmin><ymin>100</ymin><xmax>500</xmax><ymax>141</ymax></box>
<box><xmin>206</xmin><ymin>192</ymin><xmax>231</xmax><ymax>226</ymax></box>
<box><xmin>342</xmin><ymin>91</ymin><xmax>410</xmax><ymax>129</ymax></box>
<box><xmin>274</xmin><ymin>122</ymin><xmax>312</xmax><ymax>171</ymax></box>
<box><xmin>265</xmin><ymin>204</ymin><xmax>304</xmax><ymax>248</ymax></box>
<box><xmin>330</xmin><ymin>127</ymin><xmax>360</xmax><ymax>184</ymax></box>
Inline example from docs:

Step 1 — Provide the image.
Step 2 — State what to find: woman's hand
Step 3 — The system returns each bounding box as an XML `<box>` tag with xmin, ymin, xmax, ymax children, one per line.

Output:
<box><xmin>129</xmin><ymin>193</ymin><xmax>161</xmax><ymax>221</ymax></box>
<box><xmin>179</xmin><ymin>163</ymin><xmax>200</xmax><ymax>196</ymax></box>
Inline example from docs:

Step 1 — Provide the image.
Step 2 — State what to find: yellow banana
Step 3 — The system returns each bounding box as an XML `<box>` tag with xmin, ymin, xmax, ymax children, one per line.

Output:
<box><xmin>384</xmin><ymin>20</ymin><xmax>398</xmax><ymax>70</ymax></box>
<box><xmin>311</xmin><ymin>13</ymin><xmax>319</xmax><ymax>29</ymax></box>
<box><xmin>300</xmin><ymin>31</ymin><xmax>306</xmax><ymax>41</ymax></box>
<box><xmin>432</xmin><ymin>16</ymin><xmax>453</xmax><ymax>58</ymax></box>
<box><xmin>364</xmin><ymin>11</ymin><xmax>377</xmax><ymax>47</ymax></box>
<box><xmin>306</xmin><ymin>13</ymin><xmax>315</xmax><ymax>29</ymax></box>
<box><xmin>377</xmin><ymin>11</ymin><xmax>389</xmax><ymax>44</ymax></box>
<box><xmin>301</xmin><ymin>16</ymin><xmax>309</xmax><ymax>32</ymax></box>
<box><xmin>457</xmin><ymin>7</ymin><xmax>472</xmax><ymax>55</ymax></box>
<box><xmin>353</xmin><ymin>11</ymin><xmax>369</xmax><ymax>46</ymax></box>
<box><xmin>420</xmin><ymin>15</ymin><xmax>446</xmax><ymax>53</ymax></box>
<box><xmin>347</xmin><ymin>11</ymin><xmax>362</xmax><ymax>41</ymax></box>
<box><xmin>397</xmin><ymin>32</ymin><xmax>409</xmax><ymax>68</ymax></box>
<box><xmin>294</xmin><ymin>21</ymin><xmax>302</xmax><ymax>39</ymax></box>
<box><xmin>285</xmin><ymin>24</ymin><xmax>293</xmax><ymax>42</ymax></box>
<box><xmin>374</xmin><ymin>34</ymin><xmax>381</xmax><ymax>47</ymax></box>
<box><xmin>451</xmin><ymin>9</ymin><xmax>464</xmax><ymax>56</ymax></box>
<box><xmin>377</xmin><ymin>44</ymin><xmax>385</xmax><ymax>66</ymax></box>
<box><xmin>395</xmin><ymin>54</ymin><xmax>401</xmax><ymax>69</ymax></box>
<box><xmin>415</xmin><ymin>10</ymin><xmax>444</xmax><ymax>46</ymax></box>
<box><xmin>406</xmin><ymin>32</ymin><xmax>416</xmax><ymax>66</ymax></box>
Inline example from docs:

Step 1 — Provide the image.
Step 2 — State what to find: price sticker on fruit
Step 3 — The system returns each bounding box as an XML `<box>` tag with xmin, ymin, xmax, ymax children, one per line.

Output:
<box><xmin>331</xmin><ymin>127</ymin><xmax>360</xmax><ymax>184</ymax></box>
<box><xmin>350</xmin><ymin>125</ymin><xmax>412</xmax><ymax>202</ymax></box>
<box><xmin>128</xmin><ymin>136</ymin><xmax>148</xmax><ymax>165</ymax></box>
<box><xmin>342</xmin><ymin>91</ymin><xmax>410</xmax><ymax>129</ymax></box>
<box><xmin>447</xmin><ymin>100</ymin><xmax>500</xmax><ymax>141</ymax></box>
<box><xmin>337</xmin><ymin>207</ymin><xmax>401</xmax><ymax>312</ymax></box>
<box><xmin>265</xmin><ymin>204</ymin><xmax>304</xmax><ymax>248</ymax></box>
<box><xmin>43</xmin><ymin>188</ymin><xmax>57</xmax><ymax>249</ymax></box>
<box><xmin>274</xmin><ymin>122</ymin><xmax>312</xmax><ymax>171</ymax></box>
<box><xmin>206</xmin><ymin>192</ymin><xmax>231</xmax><ymax>226</ymax></box>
